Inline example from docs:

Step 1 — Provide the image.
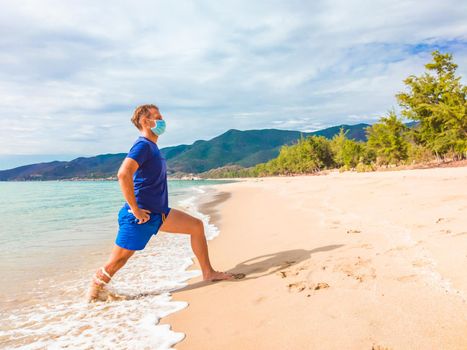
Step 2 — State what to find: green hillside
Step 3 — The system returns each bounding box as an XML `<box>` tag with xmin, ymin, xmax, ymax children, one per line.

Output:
<box><xmin>0</xmin><ymin>124</ymin><xmax>369</xmax><ymax>180</ymax></box>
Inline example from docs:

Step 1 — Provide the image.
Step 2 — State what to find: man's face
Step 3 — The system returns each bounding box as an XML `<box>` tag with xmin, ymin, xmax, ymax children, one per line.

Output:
<box><xmin>143</xmin><ymin>108</ymin><xmax>163</xmax><ymax>129</ymax></box>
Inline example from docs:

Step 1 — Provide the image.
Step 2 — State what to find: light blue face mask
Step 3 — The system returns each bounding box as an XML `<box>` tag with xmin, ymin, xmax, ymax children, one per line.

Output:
<box><xmin>151</xmin><ymin>119</ymin><xmax>166</xmax><ymax>136</ymax></box>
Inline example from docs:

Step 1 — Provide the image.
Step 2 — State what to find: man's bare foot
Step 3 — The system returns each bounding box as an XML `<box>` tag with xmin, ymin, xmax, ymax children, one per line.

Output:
<box><xmin>203</xmin><ymin>270</ymin><xmax>245</xmax><ymax>282</ymax></box>
<box><xmin>204</xmin><ymin>270</ymin><xmax>234</xmax><ymax>281</ymax></box>
<box><xmin>86</xmin><ymin>267</ymin><xmax>117</xmax><ymax>303</ymax></box>
<box><xmin>86</xmin><ymin>282</ymin><xmax>107</xmax><ymax>303</ymax></box>
<box><xmin>86</xmin><ymin>282</ymin><xmax>127</xmax><ymax>302</ymax></box>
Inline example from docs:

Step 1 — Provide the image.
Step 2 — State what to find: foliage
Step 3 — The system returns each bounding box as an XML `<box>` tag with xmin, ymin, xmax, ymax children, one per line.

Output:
<box><xmin>198</xmin><ymin>165</ymin><xmax>256</xmax><ymax>178</ymax></box>
<box><xmin>355</xmin><ymin>163</ymin><xmax>376</xmax><ymax>172</ymax></box>
<box><xmin>406</xmin><ymin>142</ymin><xmax>434</xmax><ymax>164</ymax></box>
<box><xmin>330</xmin><ymin>128</ymin><xmax>368</xmax><ymax>168</ymax></box>
<box><xmin>179</xmin><ymin>50</ymin><xmax>467</xmax><ymax>179</ymax></box>
<box><xmin>252</xmin><ymin>135</ymin><xmax>334</xmax><ymax>176</ymax></box>
<box><xmin>366</xmin><ymin>111</ymin><xmax>409</xmax><ymax>165</ymax></box>
<box><xmin>396</xmin><ymin>50</ymin><xmax>467</xmax><ymax>159</ymax></box>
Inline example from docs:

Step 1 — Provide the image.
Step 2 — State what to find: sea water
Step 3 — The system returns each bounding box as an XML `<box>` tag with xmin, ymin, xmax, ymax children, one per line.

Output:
<box><xmin>0</xmin><ymin>180</ymin><xmax>233</xmax><ymax>349</ymax></box>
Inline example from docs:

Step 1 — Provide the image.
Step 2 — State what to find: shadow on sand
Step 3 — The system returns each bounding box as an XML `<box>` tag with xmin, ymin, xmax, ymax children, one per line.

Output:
<box><xmin>169</xmin><ymin>244</ymin><xmax>344</xmax><ymax>294</ymax></box>
<box><xmin>117</xmin><ymin>244</ymin><xmax>344</xmax><ymax>300</ymax></box>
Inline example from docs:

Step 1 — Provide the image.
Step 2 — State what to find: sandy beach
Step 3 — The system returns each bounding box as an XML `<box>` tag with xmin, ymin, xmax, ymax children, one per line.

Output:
<box><xmin>160</xmin><ymin>166</ymin><xmax>467</xmax><ymax>350</ymax></box>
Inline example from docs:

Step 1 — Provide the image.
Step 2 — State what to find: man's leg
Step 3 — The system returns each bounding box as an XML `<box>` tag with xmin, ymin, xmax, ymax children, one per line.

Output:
<box><xmin>160</xmin><ymin>208</ymin><xmax>235</xmax><ymax>281</ymax></box>
<box><xmin>87</xmin><ymin>245</ymin><xmax>135</xmax><ymax>302</ymax></box>
<box><xmin>102</xmin><ymin>244</ymin><xmax>136</xmax><ymax>277</ymax></box>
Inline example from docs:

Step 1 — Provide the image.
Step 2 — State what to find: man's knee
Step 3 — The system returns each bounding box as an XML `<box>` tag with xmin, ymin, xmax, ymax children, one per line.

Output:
<box><xmin>191</xmin><ymin>218</ymin><xmax>204</xmax><ymax>235</ymax></box>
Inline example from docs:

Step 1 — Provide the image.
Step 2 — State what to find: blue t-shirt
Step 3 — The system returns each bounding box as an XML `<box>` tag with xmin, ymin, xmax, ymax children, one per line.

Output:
<box><xmin>124</xmin><ymin>136</ymin><xmax>169</xmax><ymax>214</ymax></box>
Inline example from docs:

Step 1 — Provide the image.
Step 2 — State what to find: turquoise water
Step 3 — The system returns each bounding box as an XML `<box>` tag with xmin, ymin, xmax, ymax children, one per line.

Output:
<box><xmin>0</xmin><ymin>179</ymin><xmax>236</xmax><ymax>348</ymax></box>
<box><xmin>0</xmin><ymin>180</ymin><xmax>232</xmax><ymax>299</ymax></box>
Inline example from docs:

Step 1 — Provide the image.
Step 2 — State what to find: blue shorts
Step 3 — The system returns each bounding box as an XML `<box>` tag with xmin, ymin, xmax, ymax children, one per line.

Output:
<box><xmin>115</xmin><ymin>206</ymin><xmax>171</xmax><ymax>251</ymax></box>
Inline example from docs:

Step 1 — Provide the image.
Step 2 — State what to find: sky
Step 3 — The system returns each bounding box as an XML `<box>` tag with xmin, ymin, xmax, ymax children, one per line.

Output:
<box><xmin>0</xmin><ymin>0</ymin><xmax>466</xmax><ymax>169</ymax></box>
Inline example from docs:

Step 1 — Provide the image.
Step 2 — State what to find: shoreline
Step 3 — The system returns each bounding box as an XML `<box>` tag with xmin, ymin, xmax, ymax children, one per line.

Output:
<box><xmin>160</xmin><ymin>166</ymin><xmax>467</xmax><ymax>349</ymax></box>
<box><xmin>1</xmin><ymin>160</ymin><xmax>466</xmax><ymax>182</ymax></box>
<box><xmin>0</xmin><ymin>181</ymin><xmax>231</xmax><ymax>349</ymax></box>
<box><xmin>0</xmin><ymin>185</ymin><xmax>228</xmax><ymax>348</ymax></box>
<box><xmin>154</xmin><ymin>185</ymin><xmax>237</xmax><ymax>347</ymax></box>
<box><xmin>197</xmin><ymin>190</ymin><xmax>232</xmax><ymax>228</ymax></box>
<box><xmin>165</xmin><ymin>186</ymin><xmax>235</xmax><ymax>284</ymax></box>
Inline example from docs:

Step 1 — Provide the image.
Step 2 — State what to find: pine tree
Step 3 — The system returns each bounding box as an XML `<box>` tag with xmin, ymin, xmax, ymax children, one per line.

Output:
<box><xmin>396</xmin><ymin>51</ymin><xmax>467</xmax><ymax>160</ymax></box>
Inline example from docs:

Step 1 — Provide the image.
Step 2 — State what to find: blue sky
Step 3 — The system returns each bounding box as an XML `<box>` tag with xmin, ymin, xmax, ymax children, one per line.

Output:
<box><xmin>0</xmin><ymin>0</ymin><xmax>466</xmax><ymax>169</ymax></box>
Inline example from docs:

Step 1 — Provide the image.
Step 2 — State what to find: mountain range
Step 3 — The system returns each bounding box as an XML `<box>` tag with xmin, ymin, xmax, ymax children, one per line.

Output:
<box><xmin>0</xmin><ymin>123</ymin><xmax>369</xmax><ymax>181</ymax></box>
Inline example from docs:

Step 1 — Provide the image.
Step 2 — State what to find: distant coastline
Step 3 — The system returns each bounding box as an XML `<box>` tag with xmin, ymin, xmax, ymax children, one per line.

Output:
<box><xmin>1</xmin><ymin>159</ymin><xmax>466</xmax><ymax>182</ymax></box>
<box><xmin>0</xmin><ymin>177</ymin><xmax>201</xmax><ymax>182</ymax></box>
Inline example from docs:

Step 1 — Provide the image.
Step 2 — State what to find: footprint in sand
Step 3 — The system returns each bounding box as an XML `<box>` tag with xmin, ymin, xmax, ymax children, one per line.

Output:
<box><xmin>314</xmin><ymin>282</ymin><xmax>330</xmax><ymax>290</ymax></box>
<box><xmin>435</xmin><ymin>217</ymin><xmax>453</xmax><ymax>224</ymax></box>
<box><xmin>346</xmin><ymin>229</ymin><xmax>361</xmax><ymax>234</ymax></box>
<box><xmin>334</xmin><ymin>256</ymin><xmax>376</xmax><ymax>283</ymax></box>
<box><xmin>276</xmin><ymin>261</ymin><xmax>308</xmax><ymax>278</ymax></box>
<box><xmin>287</xmin><ymin>281</ymin><xmax>308</xmax><ymax>292</ymax></box>
<box><xmin>280</xmin><ymin>261</ymin><xmax>331</xmax><ymax>294</ymax></box>
<box><xmin>287</xmin><ymin>281</ymin><xmax>330</xmax><ymax>293</ymax></box>
<box><xmin>372</xmin><ymin>345</ymin><xmax>392</xmax><ymax>350</ymax></box>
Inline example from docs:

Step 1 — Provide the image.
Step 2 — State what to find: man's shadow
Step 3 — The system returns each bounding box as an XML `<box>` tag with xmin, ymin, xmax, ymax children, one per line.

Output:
<box><xmin>169</xmin><ymin>244</ymin><xmax>344</xmax><ymax>294</ymax></box>
<box><xmin>122</xmin><ymin>244</ymin><xmax>344</xmax><ymax>300</ymax></box>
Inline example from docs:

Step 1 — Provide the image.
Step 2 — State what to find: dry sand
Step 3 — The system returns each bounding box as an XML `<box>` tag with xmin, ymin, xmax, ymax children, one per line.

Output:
<box><xmin>160</xmin><ymin>167</ymin><xmax>467</xmax><ymax>350</ymax></box>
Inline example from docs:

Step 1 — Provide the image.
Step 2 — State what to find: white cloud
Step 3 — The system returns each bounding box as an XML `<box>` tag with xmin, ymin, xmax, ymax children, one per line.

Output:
<box><xmin>0</xmin><ymin>0</ymin><xmax>466</xmax><ymax>156</ymax></box>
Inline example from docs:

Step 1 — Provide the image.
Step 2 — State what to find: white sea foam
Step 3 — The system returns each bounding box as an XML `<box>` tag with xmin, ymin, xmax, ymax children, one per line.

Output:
<box><xmin>0</xmin><ymin>185</ymin><xmax>220</xmax><ymax>349</ymax></box>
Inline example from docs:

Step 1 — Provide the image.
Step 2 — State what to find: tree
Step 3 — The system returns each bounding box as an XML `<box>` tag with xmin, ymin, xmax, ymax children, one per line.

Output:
<box><xmin>253</xmin><ymin>135</ymin><xmax>334</xmax><ymax>175</ymax></box>
<box><xmin>396</xmin><ymin>50</ymin><xmax>467</xmax><ymax>160</ymax></box>
<box><xmin>330</xmin><ymin>127</ymin><xmax>366</xmax><ymax>168</ymax></box>
<box><xmin>366</xmin><ymin>111</ymin><xmax>409</xmax><ymax>165</ymax></box>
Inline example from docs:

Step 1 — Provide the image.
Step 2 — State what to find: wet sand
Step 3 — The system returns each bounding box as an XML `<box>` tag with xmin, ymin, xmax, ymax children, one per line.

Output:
<box><xmin>161</xmin><ymin>167</ymin><xmax>467</xmax><ymax>350</ymax></box>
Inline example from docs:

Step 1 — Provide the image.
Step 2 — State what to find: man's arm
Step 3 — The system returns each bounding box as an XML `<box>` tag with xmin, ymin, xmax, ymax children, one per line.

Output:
<box><xmin>117</xmin><ymin>158</ymin><xmax>150</xmax><ymax>224</ymax></box>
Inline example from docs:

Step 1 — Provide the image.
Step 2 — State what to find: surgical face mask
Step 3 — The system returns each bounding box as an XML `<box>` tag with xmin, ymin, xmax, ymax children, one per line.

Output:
<box><xmin>151</xmin><ymin>119</ymin><xmax>166</xmax><ymax>136</ymax></box>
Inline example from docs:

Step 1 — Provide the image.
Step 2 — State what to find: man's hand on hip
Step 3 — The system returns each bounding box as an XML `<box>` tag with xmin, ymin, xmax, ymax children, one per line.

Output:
<box><xmin>129</xmin><ymin>208</ymin><xmax>151</xmax><ymax>224</ymax></box>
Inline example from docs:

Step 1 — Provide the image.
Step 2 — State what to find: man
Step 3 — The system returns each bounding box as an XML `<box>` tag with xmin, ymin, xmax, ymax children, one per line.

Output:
<box><xmin>87</xmin><ymin>104</ymin><xmax>241</xmax><ymax>302</ymax></box>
